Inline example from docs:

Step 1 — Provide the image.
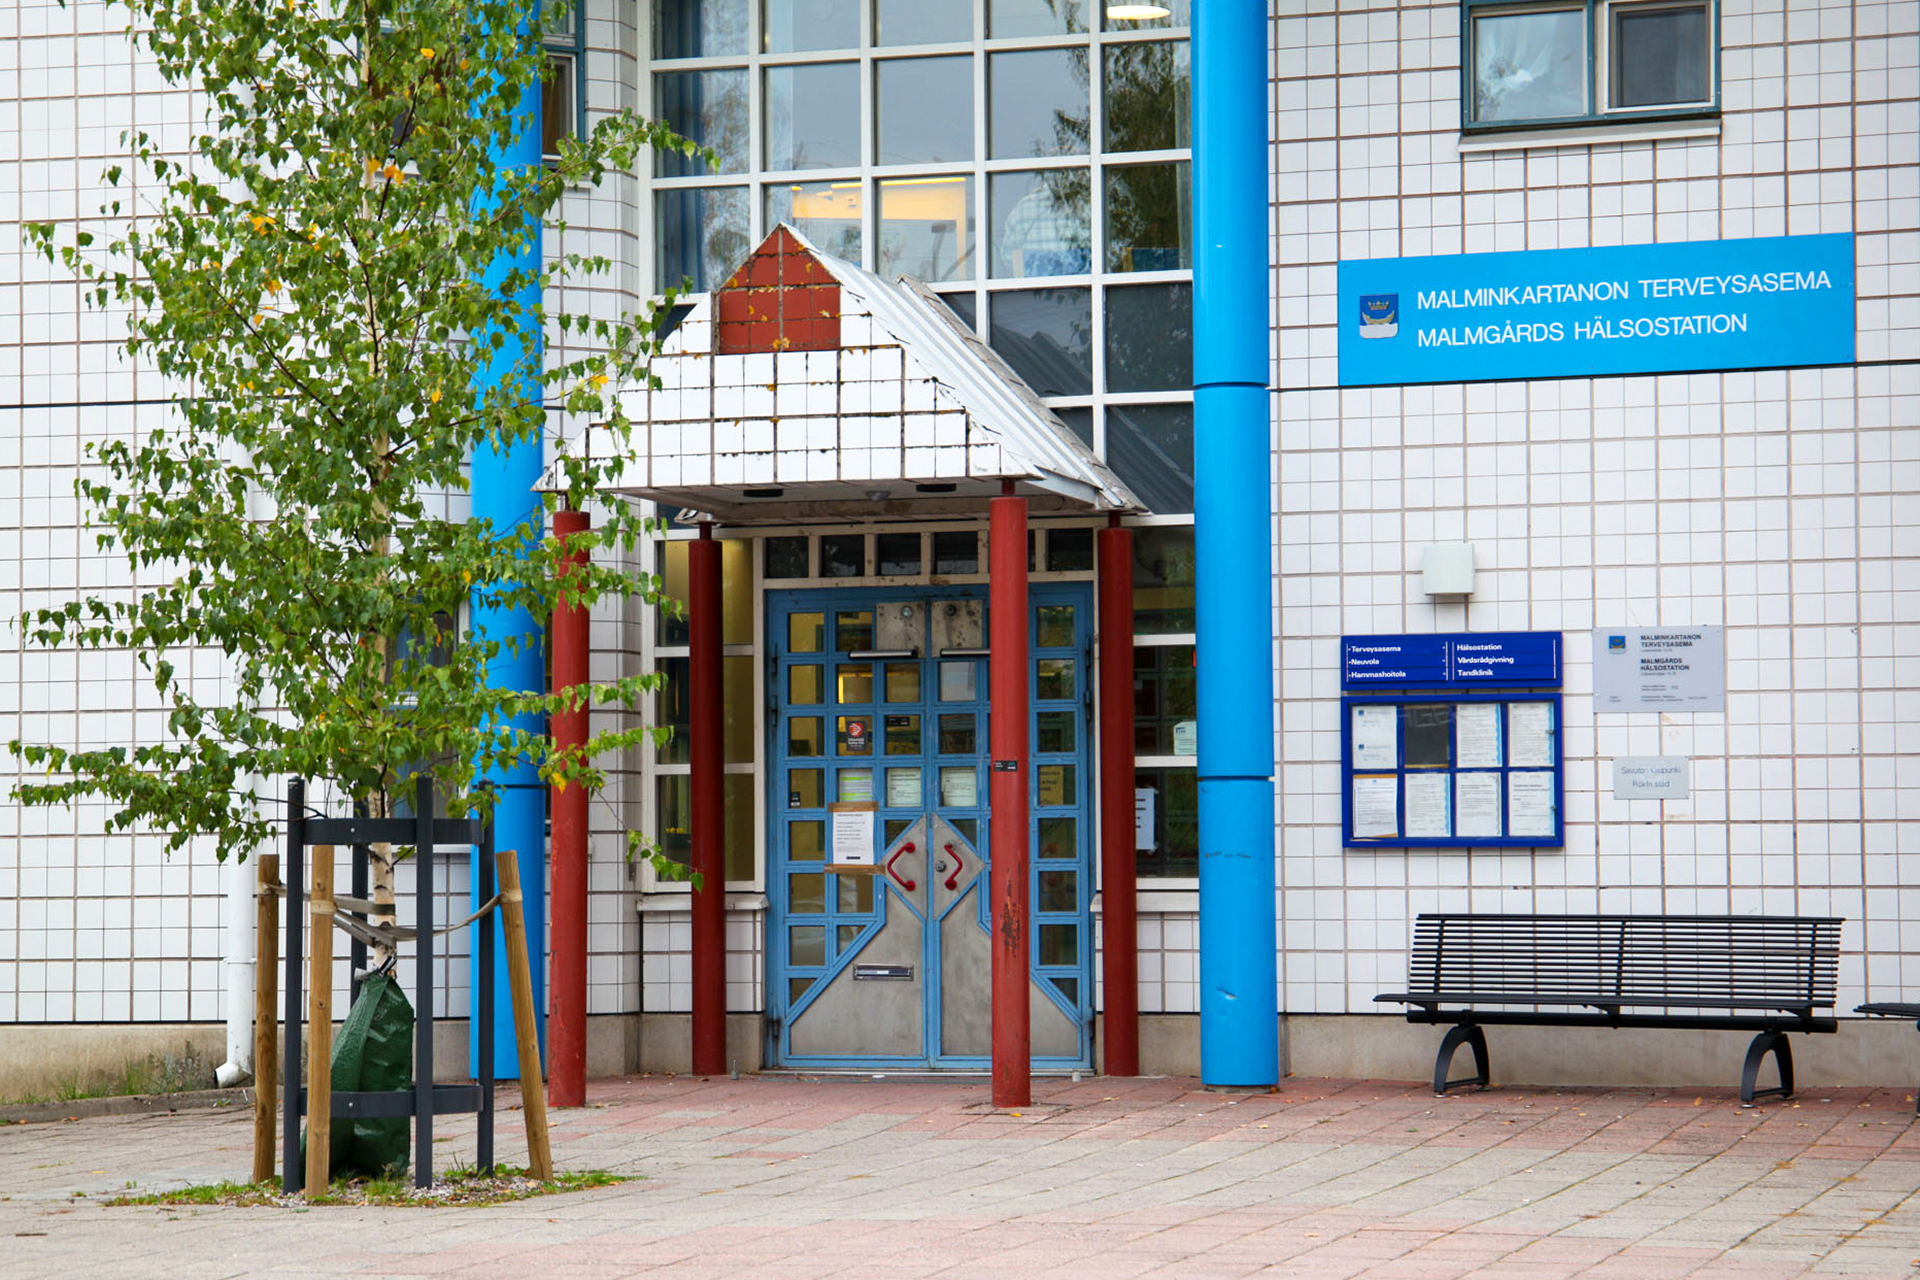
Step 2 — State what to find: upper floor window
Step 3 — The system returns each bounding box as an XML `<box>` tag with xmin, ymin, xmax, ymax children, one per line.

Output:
<box><xmin>1465</xmin><ymin>0</ymin><xmax>1716</xmax><ymax>130</ymax></box>
<box><xmin>543</xmin><ymin>1</ymin><xmax>587</xmax><ymax>157</ymax></box>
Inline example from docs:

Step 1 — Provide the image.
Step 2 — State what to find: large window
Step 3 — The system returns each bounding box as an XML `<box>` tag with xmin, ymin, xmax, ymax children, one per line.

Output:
<box><xmin>649</xmin><ymin>0</ymin><xmax>1195</xmax><ymax>516</ymax></box>
<box><xmin>1464</xmin><ymin>0</ymin><xmax>1716</xmax><ymax>129</ymax></box>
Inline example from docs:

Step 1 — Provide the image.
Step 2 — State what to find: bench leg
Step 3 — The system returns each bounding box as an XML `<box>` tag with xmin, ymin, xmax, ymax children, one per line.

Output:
<box><xmin>1433</xmin><ymin>1024</ymin><xmax>1490</xmax><ymax>1096</ymax></box>
<box><xmin>1740</xmin><ymin>1030</ymin><xmax>1794</xmax><ymax>1105</ymax></box>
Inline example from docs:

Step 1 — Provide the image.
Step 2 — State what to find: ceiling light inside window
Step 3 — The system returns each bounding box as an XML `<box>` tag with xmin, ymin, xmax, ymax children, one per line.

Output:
<box><xmin>1106</xmin><ymin>3</ymin><xmax>1172</xmax><ymax>19</ymax></box>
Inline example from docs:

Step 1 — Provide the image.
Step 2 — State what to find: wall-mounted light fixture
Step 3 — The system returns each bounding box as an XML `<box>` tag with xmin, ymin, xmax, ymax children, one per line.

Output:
<box><xmin>1421</xmin><ymin>542</ymin><xmax>1476</xmax><ymax>595</ymax></box>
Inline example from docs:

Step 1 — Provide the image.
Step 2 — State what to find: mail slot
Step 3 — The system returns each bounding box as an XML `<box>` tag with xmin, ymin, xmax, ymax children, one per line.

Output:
<box><xmin>854</xmin><ymin>964</ymin><xmax>913</xmax><ymax>981</ymax></box>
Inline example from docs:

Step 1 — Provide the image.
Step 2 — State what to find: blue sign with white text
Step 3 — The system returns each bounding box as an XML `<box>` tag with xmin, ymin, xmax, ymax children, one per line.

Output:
<box><xmin>1338</xmin><ymin>234</ymin><xmax>1855</xmax><ymax>386</ymax></box>
<box><xmin>1342</xmin><ymin>632</ymin><xmax>1562</xmax><ymax>690</ymax></box>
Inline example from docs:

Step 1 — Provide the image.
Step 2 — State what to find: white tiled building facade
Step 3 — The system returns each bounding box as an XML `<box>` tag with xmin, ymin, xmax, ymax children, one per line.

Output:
<box><xmin>1</xmin><ymin>0</ymin><xmax>1917</xmax><ymax>1090</ymax></box>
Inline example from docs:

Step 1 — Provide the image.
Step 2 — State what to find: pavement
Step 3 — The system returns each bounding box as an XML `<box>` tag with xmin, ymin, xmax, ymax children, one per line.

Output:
<box><xmin>0</xmin><ymin>1073</ymin><xmax>1917</xmax><ymax>1279</ymax></box>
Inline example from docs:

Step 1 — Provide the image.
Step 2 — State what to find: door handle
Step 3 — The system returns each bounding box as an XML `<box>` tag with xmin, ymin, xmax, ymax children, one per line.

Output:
<box><xmin>943</xmin><ymin>842</ymin><xmax>964</xmax><ymax>891</ymax></box>
<box><xmin>885</xmin><ymin>842</ymin><xmax>917</xmax><ymax>892</ymax></box>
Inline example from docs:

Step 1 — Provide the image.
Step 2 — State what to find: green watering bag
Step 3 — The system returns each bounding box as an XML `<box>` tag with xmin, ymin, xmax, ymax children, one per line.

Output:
<box><xmin>301</xmin><ymin>971</ymin><xmax>414</xmax><ymax>1179</ymax></box>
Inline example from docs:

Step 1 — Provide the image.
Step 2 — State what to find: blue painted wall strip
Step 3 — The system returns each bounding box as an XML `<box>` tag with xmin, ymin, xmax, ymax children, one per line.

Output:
<box><xmin>1192</xmin><ymin>0</ymin><xmax>1279</xmax><ymax>1088</ymax></box>
<box><xmin>470</xmin><ymin>28</ymin><xmax>546</xmax><ymax>1081</ymax></box>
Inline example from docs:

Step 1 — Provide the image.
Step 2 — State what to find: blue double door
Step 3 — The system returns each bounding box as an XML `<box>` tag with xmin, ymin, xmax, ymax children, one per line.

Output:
<box><xmin>768</xmin><ymin>584</ymin><xmax>1094</xmax><ymax>1069</ymax></box>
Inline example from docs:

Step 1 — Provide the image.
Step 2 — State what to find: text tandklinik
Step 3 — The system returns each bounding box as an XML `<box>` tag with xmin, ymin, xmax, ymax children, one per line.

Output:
<box><xmin>1413</xmin><ymin>270</ymin><xmax>1835</xmax><ymax>348</ymax></box>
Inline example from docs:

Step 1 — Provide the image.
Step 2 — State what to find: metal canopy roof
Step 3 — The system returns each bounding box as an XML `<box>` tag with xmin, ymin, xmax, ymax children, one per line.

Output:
<box><xmin>551</xmin><ymin>226</ymin><xmax>1143</xmax><ymax>524</ymax></box>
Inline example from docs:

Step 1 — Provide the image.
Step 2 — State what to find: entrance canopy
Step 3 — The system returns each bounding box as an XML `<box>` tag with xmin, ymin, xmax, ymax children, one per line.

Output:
<box><xmin>561</xmin><ymin>226</ymin><xmax>1141</xmax><ymax>523</ymax></box>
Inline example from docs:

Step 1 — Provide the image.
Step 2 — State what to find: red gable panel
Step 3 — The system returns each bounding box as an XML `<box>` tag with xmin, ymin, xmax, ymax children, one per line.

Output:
<box><xmin>714</xmin><ymin>227</ymin><xmax>843</xmax><ymax>355</ymax></box>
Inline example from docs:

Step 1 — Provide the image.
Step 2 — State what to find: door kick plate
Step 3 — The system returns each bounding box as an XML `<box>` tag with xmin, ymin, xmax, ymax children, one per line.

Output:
<box><xmin>854</xmin><ymin>964</ymin><xmax>914</xmax><ymax>980</ymax></box>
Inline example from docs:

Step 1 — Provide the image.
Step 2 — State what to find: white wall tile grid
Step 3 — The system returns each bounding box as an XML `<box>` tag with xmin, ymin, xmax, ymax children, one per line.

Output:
<box><xmin>0</xmin><ymin>0</ymin><xmax>649</xmax><ymax>1026</ymax></box>
<box><xmin>1272</xmin><ymin>0</ymin><xmax>1920</xmax><ymax>1013</ymax></box>
<box><xmin>4</xmin><ymin>0</ymin><xmax>1918</xmax><ymax>1037</ymax></box>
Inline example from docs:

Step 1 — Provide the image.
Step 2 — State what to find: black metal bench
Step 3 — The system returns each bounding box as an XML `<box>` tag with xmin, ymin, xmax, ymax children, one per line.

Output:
<box><xmin>1854</xmin><ymin>1002</ymin><xmax>1920</xmax><ymax>1114</ymax></box>
<box><xmin>1376</xmin><ymin>914</ymin><xmax>1842</xmax><ymax>1104</ymax></box>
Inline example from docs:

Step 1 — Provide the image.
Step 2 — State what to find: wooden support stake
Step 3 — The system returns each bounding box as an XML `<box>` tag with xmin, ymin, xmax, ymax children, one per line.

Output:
<box><xmin>303</xmin><ymin>845</ymin><xmax>334</xmax><ymax>1199</ymax></box>
<box><xmin>251</xmin><ymin>853</ymin><xmax>280</xmax><ymax>1186</ymax></box>
<box><xmin>495</xmin><ymin>850</ymin><xmax>553</xmax><ymax>1181</ymax></box>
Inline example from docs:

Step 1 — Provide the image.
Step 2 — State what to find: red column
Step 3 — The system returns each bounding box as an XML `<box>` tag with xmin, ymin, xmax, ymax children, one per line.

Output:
<box><xmin>548</xmin><ymin>508</ymin><xmax>590</xmax><ymax>1107</ymax></box>
<box><xmin>989</xmin><ymin>486</ymin><xmax>1031</xmax><ymax>1108</ymax></box>
<box><xmin>689</xmin><ymin>524</ymin><xmax>726</xmax><ymax>1076</ymax></box>
<box><xmin>1096</xmin><ymin>517</ymin><xmax>1139</xmax><ymax>1076</ymax></box>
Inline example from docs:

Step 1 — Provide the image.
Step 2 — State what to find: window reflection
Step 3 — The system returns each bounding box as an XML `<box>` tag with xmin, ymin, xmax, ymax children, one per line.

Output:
<box><xmin>765</xmin><ymin>63</ymin><xmax>861</xmax><ymax>170</ymax></box>
<box><xmin>1105</xmin><ymin>281</ymin><xmax>1192</xmax><ymax>391</ymax></box>
<box><xmin>1103</xmin><ymin>40</ymin><xmax>1190</xmax><ymax>152</ymax></box>
<box><xmin>876</xmin><ymin>0</ymin><xmax>969</xmax><ymax>44</ymax></box>
<box><xmin>1100</xmin><ymin>0</ymin><xmax>1188</xmax><ymax>29</ymax></box>
<box><xmin>988</xmin><ymin>288</ymin><xmax>1092</xmax><ymax>395</ymax></box>
<box><xmin>655</xmin><ymin>70</ymin><xmax>750</xmax><ymax>177</ymax></box>
<box><xmin>660</xmin><ymin>188</ymin><xmax>748</xmax><ymax>293</ymax></box>
<box><xmin>763</xmin><ymin>0</ymin><xmax>858</xmax><ymax>52</ymax></box>
<box><xmin>878</xmin><ymin>176</ymin><xmax>974</xmax><ymax>282</ymax></box>
<box><xmin>990</xmin><ymin>170</ymin><xmax>1090</xmax><ymax>278</ymax></box>
<box><xmin>1132</xmin><ymin>525</ymin><xmax>1196</xmax><ymax>633</ymax></box>
<box><xmin>1104</xmin><ymin>161</ymin><xmax>1190</xmax><ymax>271</ymax></box>
<box><xmin>656</xmin><ymin>773</ymin><xmax>757</xmax><ymax>880</ymax></box>
<box><xmin>1133</xmin><ymin>765</ymin><xmax>1196</xmax><ymax>877</ymax></box>
<box><xmin>989</xmin><ymin>0</ymin><xmax>1086</xmax><ymax>37</ymax></box>
<box><xmin>876</xmin><ymin>56</ymin><xmax>974</xmax><ymax>164</ymax></box>
<box><xmin>542</xmin><ymin>54</ymin><xmax>577</xmax><ymax>158</ymax></box>
<box><xmin>767</xmin><ymin>180</ymin><xmax>863</xmax><ymax>263</ymax></box>
<box><xmin>655</xmin><ymin>0</ymin><xmax>749</xmax><ymax>57</ymax></box>
<box><xmin>988</xmin><ymin>49</ymin><xmax>1089</xmax><ymax>159</ymax></box>
<box><xmin>1106</xmin><ymin>403</ymin><xmax>1193</xmax><ymax>515</ymax></box>
<box><xmin>1472</xmin><ymin>9</ymin><xmax>1584</xmax><ymax>122</ymax></box>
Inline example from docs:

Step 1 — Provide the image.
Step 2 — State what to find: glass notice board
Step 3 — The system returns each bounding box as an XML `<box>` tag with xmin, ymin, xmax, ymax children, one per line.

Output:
<box><xmin>1341</xmin><ymin>693</ymin><xmax>1563</xmax><ymax>848</ymax></box>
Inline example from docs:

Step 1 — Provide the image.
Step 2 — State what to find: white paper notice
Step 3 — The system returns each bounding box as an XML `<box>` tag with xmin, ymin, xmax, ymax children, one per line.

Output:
<box><xmin>1350</xmin><ymin>704</ymin><xmax>1397</xmax><ymax>770</ymax></box>
<box><xmin>1352</xmin><ymin>775</ymin><xmax>1399</xmax><ymax>838</ymax></box>
<box><xmin>940</xmin><ymin>766</ymin><xmax>977</xmax><ymax>808</ymax></box>
<box><xmin>1404</xmin><ymin>773</ymin><xmax>1452</xmax><ymax>840</ymax></box>
<box><xmin>885</xmin><ymin>767</ymin><xmax>921</xmax><ymax>808</ymax></box>
<box><xmin>829</xmin><ymin>807</ymin><xmax>875</xmax><ymax>866</ymax></box>
<box><xmin>1454</xmin><ymin>702</ymin><xmax>1502</xmax><ymax>768</ymax></box>
<box><xmin>1507</xmin><ymin>771</ymin><xmax>1556</xmax><ymax>837</ymax></box>
<box><xmin>1454</xmin><ymin>772</ymin><xmax>1503</xmax><ymax>839</ymax></box>
<box><xmin>1134</xmin><ymin>787</ymin><xmax>1156</xmax><ymax>850</ymax></box>
<box><xmin>1508</xmin><ymin>701</ymin><xmax>1554</xmax><ymax>768</ymax></box>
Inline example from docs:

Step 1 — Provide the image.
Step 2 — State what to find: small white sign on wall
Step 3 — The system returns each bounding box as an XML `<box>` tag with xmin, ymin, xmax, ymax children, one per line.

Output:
<box><xmin>1592</xmin><ymin>627</ymin><xmax>1726</xmax><ymax>712</ymax></box>
<box><xmin>1612</xmin><ymin>756</ymin><xmax>1690</xmax><ymax>800</ymax></box>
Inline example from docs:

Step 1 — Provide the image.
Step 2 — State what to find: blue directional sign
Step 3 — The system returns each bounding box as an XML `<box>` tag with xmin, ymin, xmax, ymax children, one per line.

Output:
<box><xmin>1342</xmin><ymin>632</ymin><xmax>1562</xmax><ymax>690</ymax></box>
<box><xmin>1339</xmin><ymin>233</ymin><xmax>1856</xmax><ymax>386</ymax></box>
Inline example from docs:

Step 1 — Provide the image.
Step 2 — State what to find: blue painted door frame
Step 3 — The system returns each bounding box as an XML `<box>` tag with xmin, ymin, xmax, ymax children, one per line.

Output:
<box><xmin>767</xmin><ymin>584</ymin><xmax>1094</xmax><ymax>1069</ymax></box>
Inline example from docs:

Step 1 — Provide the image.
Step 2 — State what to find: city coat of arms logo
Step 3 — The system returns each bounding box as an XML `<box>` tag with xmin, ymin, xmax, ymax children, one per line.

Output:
<box><xmin>1358</xmin><ymin>293</ymin><xmax>1398</xmax><ymax>339</ymax></box>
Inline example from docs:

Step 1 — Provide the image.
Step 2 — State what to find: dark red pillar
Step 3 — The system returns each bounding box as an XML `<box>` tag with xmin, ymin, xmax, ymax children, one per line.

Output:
<box><xmin>1097</xmin><ymin>517</ymin><xmax>1139</xmax><ymax>1076</ymax></box>
<box><xmin>689</xmin><ymin>523</ymin><xmax>726</xmax><ymax>1076</ymax></box>
<box><xmin>548</xmin><ymin>508</ymin><xmax>590</xmax><ymax>1106</ymax></box>
<box><xmin>989</xmin><ymin>485</ymin><xmax>1031</xmax><ymax>1108</ymax></box>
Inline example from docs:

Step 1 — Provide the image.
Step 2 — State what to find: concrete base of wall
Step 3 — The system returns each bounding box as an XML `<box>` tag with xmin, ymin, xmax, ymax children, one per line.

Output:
<box><xmin>634</xmin><ymin>1014</ymin><xmax>766</xmax><ymax>1075</ymax></box>
<box><xmin>0</xmin><ymin>1014</ymin><xmax>653</xmax><ymax>1100</ymax></box>
<box><xmin>1086</xmin><ymin>1014</ymin><xmax>1919</xmax><ymax>1091</ymax></box>
<box><xmin>10</xmin><ymin>1014</ymin><xmax>1911</xmax><ymax>1095</ymax></box>
<box><xmin>0</xmin><ymin>1024</ymin><xmax>230</xmax><ymax>1101</ymax></box>
<box><xmin>1282</xmin><ymin>1014</ymin><xmax>1920</xmax><ymax>1092</ymax></box>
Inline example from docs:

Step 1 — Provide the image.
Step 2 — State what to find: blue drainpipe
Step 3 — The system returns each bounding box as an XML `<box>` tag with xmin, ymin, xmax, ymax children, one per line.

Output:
<box><xmin>1192</xmin><ymin>0</ymin><xmax>1279</xmax><ymax>1088</ymax></box>
<box><xmin>470</xmin><ymin>27</ymin><xmax>546</xmax><ymax>1080</ymax></box>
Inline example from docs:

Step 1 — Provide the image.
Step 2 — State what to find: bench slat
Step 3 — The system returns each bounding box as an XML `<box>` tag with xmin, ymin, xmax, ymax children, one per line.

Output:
<box><xmin>1392</xmin><ymin>913</ymin><xmax>1840</xmax><ymax>1018</ymax></box>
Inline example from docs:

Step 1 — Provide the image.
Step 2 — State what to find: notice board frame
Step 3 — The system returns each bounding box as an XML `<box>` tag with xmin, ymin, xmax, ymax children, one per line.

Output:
<box><xmin>1341</xmin><ymin>691</ymin><xmax>1565</xmax><ymax>849</ymax></box>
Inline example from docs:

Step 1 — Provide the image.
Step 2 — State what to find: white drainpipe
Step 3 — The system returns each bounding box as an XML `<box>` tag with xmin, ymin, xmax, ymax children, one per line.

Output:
<box><xmin>215</xmin><ymin>772</ymin><xmax>263</xmax><ymax>1088</ymax></box>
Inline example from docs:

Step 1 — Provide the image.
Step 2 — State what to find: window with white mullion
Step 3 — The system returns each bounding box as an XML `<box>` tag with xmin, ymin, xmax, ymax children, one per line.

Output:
<box><xmin>1464</xmin><ymin>0</ymin><xmax>1717</xmax><ymax>130</ymax></box>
